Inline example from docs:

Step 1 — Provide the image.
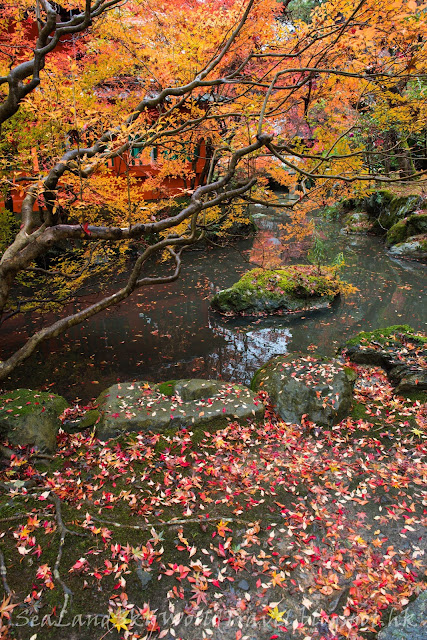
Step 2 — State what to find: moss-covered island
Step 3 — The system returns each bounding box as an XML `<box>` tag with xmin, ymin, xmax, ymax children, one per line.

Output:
<box><xmin>210</xmin><ymin>265</ymin><xmax>349</xmax><ymax>316</ymax></box>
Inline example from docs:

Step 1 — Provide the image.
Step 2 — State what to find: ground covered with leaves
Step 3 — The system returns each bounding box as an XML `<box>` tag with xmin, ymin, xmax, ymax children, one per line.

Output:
<box><xmin>0</xmin><ymin>364</ymin><xmax>426</xmax><ymax>640</ymax></box>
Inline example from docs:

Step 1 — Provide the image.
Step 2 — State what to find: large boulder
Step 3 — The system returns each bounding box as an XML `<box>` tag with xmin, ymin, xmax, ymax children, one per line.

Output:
<box><xmin>251</xmin><ymin>355</ymin><xmax>356</xmax><ymax>426</ymax></box>
<box><xmin>95</xmin><ymin>379</ymin><xmax>264</xmax><ymax>440</ymax></box>
<box><xmin>0</xmin><ymin>389</ymin><xmax>69</xmax><ymax>453</ymax></box>
<box><xmin>342</xmin><ymin>325</ymin><xmax>427</xmax><ymax>395</ymax></box>
<box><xmin>340</xmin><ymin>191</ymin><xmax>427</xmax><ymax>261</ymax></box>
<box><xmin>386</xmin><ymin>212</ymin><xmax>427</xmax><ymax>246</ymax></box>
<box><xmin>364</xmin><ymin>190</ymin><xmax>424</xmax><ymax>232</ymax></box>
<box><xmin>378</xmin><ymin>590</ymin><xmax>427</xmax><ymax>640</ymax></box>
<box><xmin>210</xmin><ymin>266</ymin><xmax>343</xmax><ymax>316</ymax></box>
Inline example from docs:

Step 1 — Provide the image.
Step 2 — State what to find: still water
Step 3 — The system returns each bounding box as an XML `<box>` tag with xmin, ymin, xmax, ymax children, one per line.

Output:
<box><xmin>2</xmin><ymin>212</ymin><xmax>426</xmax><ymax>402</ymax></box>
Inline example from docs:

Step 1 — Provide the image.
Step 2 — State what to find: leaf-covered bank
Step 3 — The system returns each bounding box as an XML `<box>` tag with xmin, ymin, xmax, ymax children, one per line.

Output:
<box><xmin>0</xmin><ymin>346</ymin><xmax>425</xmax><ymax>640</ymax></box>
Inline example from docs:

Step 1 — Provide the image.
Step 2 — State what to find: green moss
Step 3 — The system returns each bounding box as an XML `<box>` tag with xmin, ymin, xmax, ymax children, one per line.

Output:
<box><xmin>407</xmin><ymin>212</ymin><xmax>427</xmax><ymax>235</ymax></box>
<box><xmin>0</xmin><ymin>389</ymin><xmax>69</xmax><ymax>419</ymax></box>
<box><xmin>350</xmin><ymin>401</ymin><xmax>371</xmax><ymax>422</ymax></box>
<box><xmin>343</xmin><ymin>366</ymin><xmax>357</xmax><ymax>382</ymax></box>
<box><xmin>386</xmin><ymin>219</ymin><xmax>407</xmax><ymax>246</ymax></box>
<box><xmin>212</xmin><ymin>266</ymin><xmax>344</xmax><ymax>314</ymax></box>
<box><xmin>399</xmin><ymin>389</ymin><xmax>427</xmax><ymax>403</ymax></box>
<box><xmin>236</xmin><ymin>267</ymin><xmax>335</xmax><ymax>297</ymax></box>
<box><xmin>156</xmin><ymin>380</ymin><xmax>178</xmax><ymax>396</ymax></box>
<box><xmin>34</xmin><ymin>457</ymin><xmax>66</xmax><ymax>473</ymax></box>
<box><xmin>63</xmin><ymin>408</ymin><xmax>100</xmax><ymax>433</ymax></box>
<box><xmin>250</xmin><ymin>364</ymin><xmax>267</xmax><ymax>391</ymax></box>
<box><xmin>0</xmin><ymin>495</ymin><xmax>31</xmax><ymax>518</ymax></box>
<box><xmin>80</xmin><ymin>409</ymin><xmax>99</xmax><ymax>428</ymax></box>
<box><xmin>154</xmin><ymin>429</ymin><xmax>178</xmax><ymax>452</ymax></box>
<box><xmin>386</xmin><ymin>213</ymin><xmax>427</xmax><ymax>246</ymax></box>
<box><xmin>189</xmin><ymin>417</ymin><xmax>230</xmax><ymax>445</ymax></box>
<box><xmin>365</xmin><ymin>190</ymin><xmax>424</xmax><ymax>233</ymax></box>
<box><xmin>344</xmin><ymin>325</ymin><xmax>426</xmax><ymax>348</ymax></box>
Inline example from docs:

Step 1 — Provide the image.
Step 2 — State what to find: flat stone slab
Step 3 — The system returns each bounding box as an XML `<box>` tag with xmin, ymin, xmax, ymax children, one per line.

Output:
<box><xmin>378</xmin><ymin>590</ymin><xmax>427</xmax><ymax>640</ymax></box>
<box><xmin>388</xmin><ymin>234</ymin><xmax>427</xmax><ymax>262</ymax></box>
<box><xmin>95</xmin><ymin>379</ymin><xmax>264</xmax><ymax>440</ymax></box>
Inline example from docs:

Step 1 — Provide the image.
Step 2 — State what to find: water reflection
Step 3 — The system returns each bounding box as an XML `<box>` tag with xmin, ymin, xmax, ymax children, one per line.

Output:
<box><xmin>1</xmin><ymin>213</ymin><xmax>426</xmax><ymax>401</ymax></box>
<box><xmin>209</xmin><ymin>316</ymin><xmax>292</xmax><ymax>381</ymax></box>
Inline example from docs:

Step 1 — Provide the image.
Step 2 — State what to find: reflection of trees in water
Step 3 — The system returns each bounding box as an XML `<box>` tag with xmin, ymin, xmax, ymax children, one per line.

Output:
<box><xmin>2</xmin><ymin>211</ymin><xmax>425</xmax><ymax>400</ymax></box>
<box><xmin>208</xmin><ymin>317</ymin><xmax>292</xmax><ymax>384</ymax></box>
<box><xmin>249</xmin><ymin>217</ymin><xmax>310</xmax><ymax>267</ymax></box>
<box><xmin>339</xmin><ymin>237</ymin><xmax>426</xmax><ymax>330</ymax></box>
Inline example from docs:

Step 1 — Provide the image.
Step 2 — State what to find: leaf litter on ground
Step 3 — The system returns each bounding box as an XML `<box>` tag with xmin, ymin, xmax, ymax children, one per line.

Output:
<box><xmin>0</xmin><ymin>361</ymin><xmax>425</xmax><ymax>640</ymax></box>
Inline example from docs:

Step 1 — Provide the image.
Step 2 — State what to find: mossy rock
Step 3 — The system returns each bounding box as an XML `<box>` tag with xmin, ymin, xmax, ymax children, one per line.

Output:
<box><xmin>343</xmin><ymin>325</ymin><xmax>425</xmax><ymax>348</ymax></box>
<box><xmin>386</xmin><ymin>212</ymin><xmax>427</xmax><ymax>246</ymax></box>
<box><xmin>340</xmin><ymin>197</ymin><xmax>363</xmax><ymax>212</ymax></box>
<box><xmin>342</xmin><ymin>326</ymin><xmax>427</xmax><ymax>394</ymax></box>
<box><xmin>388</xmin><ymin>234</ymin><xmax>427</xmax><ymax>261</ymax></box>
<box><xmin>251</xmin><ymin>354</ymin><xmax>355</xmax><ymax>426</ymax></box>
<box><xmin>365</xmin><ymin>190</ymin><xmax>424</xmax><ymax>232</ymax></box>
<box><xmin>408</xmin><ymin>212</ymin><xmax>427</xmax><ymax>235</ymax></box>
<box><xmin>0</xmin><ymin>389</ymin><xmax>69</xmax><ymax>452</ymax></box>
<box><xmin>95</xmin><ymin>379</ymin><xmax>264</xmax><ymax>440</ymax></box>
<box><xmin>210</xmin><ymin>266</ymin><xmax>343</xmax><ymax>316</ymax></box>
<box><xmin>343</xmin><ymin>211</ymin><xmax>373</xmax><ymax>234</ymax></box>
<box><xmin>386</xmin><ymin>219</ymin><xmax>408</xmax><ymax>245</ymax></box>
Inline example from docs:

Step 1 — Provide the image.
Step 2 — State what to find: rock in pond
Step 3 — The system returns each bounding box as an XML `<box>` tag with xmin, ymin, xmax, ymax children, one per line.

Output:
<box><xmin>342</xmin><ymin>325</ymin><xmax>427</xmax><ymax>395</ymax></box>
<box><xmin>0</xmin><ymin>389</ymin><xmax>69</xmax><ymax>453</ymax></box>
<box><xmin>378</xmin><ymin>590</ymin><xmax>427</xmax><ymax>640</ymax></box>
<box><xmin>210</xmin><ymin>266</ymin><xmax>344</xmax><ymax>316</ymax></box>
<box><xmin>388</xmin><ymin>233</ymin><xmax>427</xmax><ymax>262</ymax></box>
<box><xmin>364</xmin><ymin>190</ymin><xmax>425</xmax><ymax>232</ymax></box>
<box><xmin>386</xmin><ymin>211</ymin><xmax>427</xmax><ymax>246</ymax></box>
<box><xmin>95</xmin><ymin>379</ymin><xmax>264</xmax><ymax>440</ymax></box>
<box><xmin>251</xmin><ymin>355</ymin><xmax>356</xmax><ymax>426</ymax></box>
<box><xmin>343</xmin><ymin>211</ymin><xmax>373</xmax><ymax>234</ymax></box>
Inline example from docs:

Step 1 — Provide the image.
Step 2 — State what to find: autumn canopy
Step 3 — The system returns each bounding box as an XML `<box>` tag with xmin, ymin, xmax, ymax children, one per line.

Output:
<box><xmin>0</xmin><ymin>3</ymin><xmax>427</xmax><ymax>640</ymax></box>
<box><xmin>0</xmin><ymin>0</ymin><xmax>426</xmax><ymax>375</ymax></box>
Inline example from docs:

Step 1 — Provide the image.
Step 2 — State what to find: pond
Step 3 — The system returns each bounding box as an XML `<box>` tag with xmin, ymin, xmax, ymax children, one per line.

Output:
<box><xmin>1</xmin><ymin>207</ymin><xmax>426</xmax><ymax>402</ymax></box>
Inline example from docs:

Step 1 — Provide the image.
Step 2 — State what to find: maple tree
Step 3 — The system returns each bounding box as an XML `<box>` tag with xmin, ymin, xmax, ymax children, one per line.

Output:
<box><xmin>0</xmin><ymin>0</ymin><xmax>426</xmax><ymax>380</ymax></box>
